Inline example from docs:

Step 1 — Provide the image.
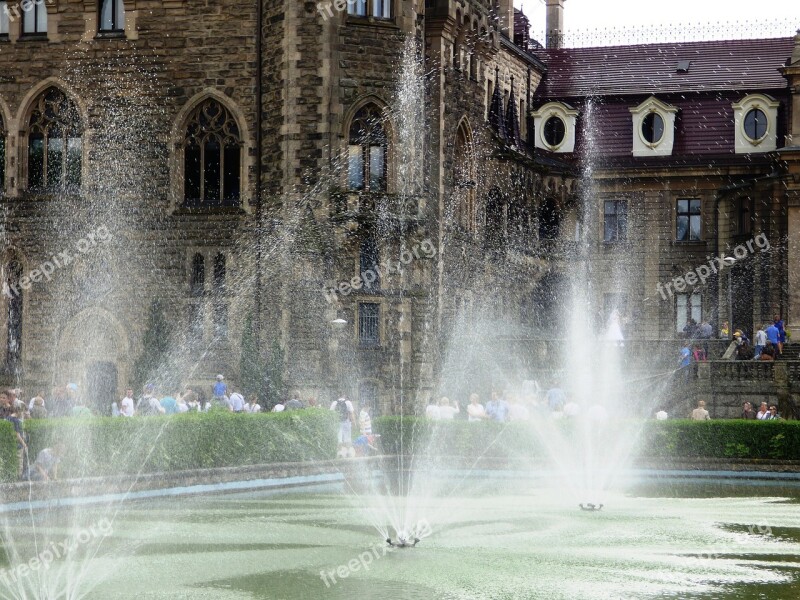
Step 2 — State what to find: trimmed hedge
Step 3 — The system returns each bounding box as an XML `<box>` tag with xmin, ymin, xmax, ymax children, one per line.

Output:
<box><xmin>374</xmin><ymin>416</ymin><xmax>800</xmax><ymax>461</ymax></box>
<box><xmin>641</xmin><ymin>420</ymin><xmax>800</xmax><ymax>460</ymax></box>
<box><xmin>0</xmin><ymin>420</ymin><xmax>17</xmax><ymax>482</ymax></box>
<box><xmin>23</xmin><ymin>409</ymin><xmax>338</xmax><ymax>479</ymax></box>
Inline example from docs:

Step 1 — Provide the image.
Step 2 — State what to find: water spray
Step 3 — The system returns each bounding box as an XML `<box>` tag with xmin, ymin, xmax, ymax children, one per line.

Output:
<box><xmin>579</xmin><ymin>503</ymin><xmax>604</xmax><ymax>512</ymax></box>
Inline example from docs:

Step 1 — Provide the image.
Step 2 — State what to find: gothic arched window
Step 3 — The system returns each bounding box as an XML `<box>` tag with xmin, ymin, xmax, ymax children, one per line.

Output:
<box><xmin>348</xmin><ymin>104</ymin><xmax>387</xmax><ymax>192</ymax></box>
<box><xmin>183</xmin><ymin>99</ymin><xmax>242</xmax><ymax>207</ymax></box>
<box><xmin>454</xmin><ymin>123</ymin><xmax>476</xmax><ymax>232</ymax></box>
<box><xmin>5</xmin><ymin>260</ymin><xmax>23</xmax><ymax>373</ymax></box>
<box><xmin>27</xmin><ymin>87</ymin><xmax>82</xmax><ymax>191</ymax></box>
<box><xmin>99</xmin><ymin>0</ymin><xmax>125</xmax><ymax>32</ymax></box>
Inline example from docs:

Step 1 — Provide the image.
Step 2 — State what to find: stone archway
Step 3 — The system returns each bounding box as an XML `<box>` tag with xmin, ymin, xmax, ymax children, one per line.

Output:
<box><xmin>56</xmin><ymin>308</ymin><xmax>130</xmax><ymax>410</ymax></box>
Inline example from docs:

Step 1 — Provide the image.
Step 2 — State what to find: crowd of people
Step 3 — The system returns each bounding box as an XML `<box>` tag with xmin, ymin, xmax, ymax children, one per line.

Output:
<box><xmin>686</xmin><ymin>399</ymin><xmax>782</xmax><ymax>420</ymax></box>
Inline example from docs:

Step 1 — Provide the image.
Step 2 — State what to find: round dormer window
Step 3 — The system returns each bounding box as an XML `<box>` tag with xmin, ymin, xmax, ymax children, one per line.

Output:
<box><xmin>641</xmin><ymin>112</ymin><xmax>664</xmax><ymax>145</ymax></box>
<box><xmin>543</xmin><ymin>116</ymin><xmax>566</xmax><ymax>148</ymax></box>
<box><xmin>743</xmin><ymin>108</ymin><xmax>768</xmax><ymax>142</ymax></box>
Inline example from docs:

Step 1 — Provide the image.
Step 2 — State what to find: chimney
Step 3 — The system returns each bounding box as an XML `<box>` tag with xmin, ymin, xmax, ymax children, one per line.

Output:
<box><xmin>498</xmin><ymin>0</ymin><xmax>514</xmax><ymax>40</ymax></box>
<box><xmin>546</xmin><ymin>0</ymin><xmax>566</xmax><ymax>49</ymax></box>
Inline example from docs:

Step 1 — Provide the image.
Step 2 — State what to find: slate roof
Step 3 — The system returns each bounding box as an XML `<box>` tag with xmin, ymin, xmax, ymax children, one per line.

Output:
<box><xmin>533</xmin><ymin>37</ymin><xmax>795</xmax><ymax>98</ymax></box>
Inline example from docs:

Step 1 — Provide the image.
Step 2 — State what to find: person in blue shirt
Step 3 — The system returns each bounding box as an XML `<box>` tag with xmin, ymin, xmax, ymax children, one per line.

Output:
<box><xmin>765</xmin><ymin>322</ymin><xmax>780</xmax><ymax>357</ymax></box>
<box><xmin>213</xmin><ymin>374</ymin><xmax>228</xmax><ymax>403</ymax></box>
<box><xmin>773</xmin><ymin>316</ymin><xmax>786</xmax><ymax>354</ymax></box>
<box><xmin>485</xmin><ymin>391</ymin><xmax>509</xmax><ymax>422</ymax></box>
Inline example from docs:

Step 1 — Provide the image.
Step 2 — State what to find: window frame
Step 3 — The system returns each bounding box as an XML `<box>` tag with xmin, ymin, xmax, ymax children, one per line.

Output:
<box><xmin>640</xmin><ymin>111</ymin><xmax>665</xmax><ymax>145</ymax></box>
<box><xmin>98</xmin><ymin>0</ymin><xmax>125</xmax><ymax>34</ymax></box>
<box><xmin>182</xmin><ymin>99</ymin><xmax>243</xmax><ymax>209</ymax></box>
<box><xmin>676</xmin><ymin>198</ymin><xmax>702</xmax><ymax>242</ymax></box>
<box><xmin>347</xmin><ymin>0</ymin><xmax>392</xmax><ymax>20</ymax></box>
<box><xmin>676</xmin><ymin>291</ymin><xmax>702</xmax><ymax>334</ymax></box>
<box><xmin>357</xmin><ymin>302</ymin><xmax>381</xmax><ymax>347</ymax></box>
<box><xmin>742</xmin><ymin>107</ymin><xmax>768</xmax><ymax>143</ymax></box>
<box><xmin>346</xmin><ymin>103</ymin><xmax>388</xmax><ymax>193</ymax></box>
<box><xmin>20</xmin><ymin>0</ymin><xmax>48</xmax><ymax>36</ymax></box>
<box><xmin>25</xmin><ymin>87</ymin><xmax>83</xmax><ymax>193</ymax></box>
<box><xmin>0</xmin><ymin>2</ymin><xmax>10</xmax><ymax>38</ymax></box>
<box><xmin>603</xmin><ymin>199</ymin><xmax>628</xmax><ymax>243</ymax></box>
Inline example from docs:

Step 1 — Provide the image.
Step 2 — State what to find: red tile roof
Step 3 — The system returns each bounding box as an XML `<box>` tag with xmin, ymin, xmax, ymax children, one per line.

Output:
<box><xmin>534</xmin><ymin>37</ymin><xmax>794</xmax><ymax>98</ymax></box>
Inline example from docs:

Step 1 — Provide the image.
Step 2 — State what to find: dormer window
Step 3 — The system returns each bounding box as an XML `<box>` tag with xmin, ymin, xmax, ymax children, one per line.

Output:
<box><xmin>531</xmin><ymin>102</ymin><xmax>578</xmax><ymax>153</ymax></box>
<box><xmin>732</xmin><ymin>94</ymin><xmax>779</xmax><ymax>153</ymax></box>
<box><xmin>630</xmin><ymin>97</ymin><xmax>677</xmax><ymax>157</ymax></box>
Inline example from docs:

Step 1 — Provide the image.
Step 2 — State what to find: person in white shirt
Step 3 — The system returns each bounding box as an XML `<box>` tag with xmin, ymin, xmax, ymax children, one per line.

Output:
<box><xmin>272</xmin><ymin>402</ymin><xmax>285</xmax><ymax>412</ymax></box>
<box><xmin>437</xmin><ymin>397</ymin><xmax>459</xmax><ymax>420</ymax></box>
<box><xmin>244</xmin><ymin>397</ymin><xmax>262</xmax><ymax>413</ymax></box>
<box><xmin>330</xmin><ymin>396</ymin><xmax>355</xmax><ymax>457</ymax></box>
<box><xmin>229</xmin><ymin>387</ymin><xmax>245</xmax><ymax>413</ymax></box>
<box><xmin>175</xmin><ymin>395</ymin><xmax>189</xmax><ymax>413</ymax></box>
<box><xmin>425</xmin><ymin>399</ymin><xmax>440</xmax><ymax>420</ymax></box>
<box><xmin>466</xmin><ymin>394</ymin><xmax>485</xmax><ymax>422</ymax></box>
<box><xmin>120</xmin><ymin>389</ymin><xmax>135</xmax><ymax>417</ymax></box>
<box><xmin>359</xmin><ymin>405</ymin><xmax>372</xmax><ymax>436</ymax></box>
<box><xmin>756</xmin><ymin>401</ymin><xmax>770</xmax><ymax>420</ymax></box>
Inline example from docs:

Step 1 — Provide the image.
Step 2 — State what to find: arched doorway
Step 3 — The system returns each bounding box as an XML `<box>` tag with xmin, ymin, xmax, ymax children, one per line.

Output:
<box><xmin>57</xmin><ymin>308</ymin><xmax>129</xmax><ymax>414</ymax></box>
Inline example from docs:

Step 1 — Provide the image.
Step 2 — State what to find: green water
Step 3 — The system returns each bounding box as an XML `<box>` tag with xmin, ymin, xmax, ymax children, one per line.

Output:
<box><xmin>2</xmin><ymin>480</ymin><xmax>800</xmax><ymax>599</ymax></box>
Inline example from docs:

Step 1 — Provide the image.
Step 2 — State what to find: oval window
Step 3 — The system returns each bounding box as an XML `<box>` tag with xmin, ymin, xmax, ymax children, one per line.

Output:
<box><xmin>641</xmin><ymin>112</ymin><xmax>664</xmax><ymax>144</ymax></box>
<box><xmin>543</xmin><ymin>116</ymin><xmax>566</xmax><ymax>148</ymax></box>
<box><xmin>743</xmin><ymin>108</ymin><xmax>767</xmax><ymax>141</ymax></box>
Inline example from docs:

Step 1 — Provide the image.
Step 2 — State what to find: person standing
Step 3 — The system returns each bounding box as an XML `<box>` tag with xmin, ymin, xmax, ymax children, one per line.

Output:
<box><xmin>741</xmin><ymin>402</ymin><xmax>757</xmax><ymax>419</ymax></box>
<box><xmin>285</xmin><ymin>391</ymin><xmax>303</xmax><ymax>411</ymax></box>
<box><xmin>212</xmin><ymin>375</ymin><xmax>228</xmax><ymax>406</ymax></box>
<box><xmin>330</xmin><ymin>396</ymin><xmax>355</xmax><ymax>458</ymax></box>
<box><xmin>244</xmin><ymin>396</ymin><xmax>262</xmax><ymax>413</ymax></box>
<box><xmin>2</xmin><ymin>404</ymin><xmax>27</xmax><ymax>478</ymax></box>
<box><xmin>358</xmin><ymin>404</ymin><xmax>372</xmax><ymax>436</ymax></box>
<box><xmin>756</xmin><ymin>401</ymin><xmax>770</xmax><ymax>420</ymax></box>
<box><xmin>229</xmin><ymin>387</ymin><xmax>245</xmax><ymax>413</ymax></box>
<box><xmin>690</xmin><ymin>400</ymin><xmax>710</xmax><ymax>420</ymax></box>
<box><xmin>120</xmin><ymin>388</ymin><xmax>135</xmax><ymax>417</ymax></box>
<box><xmin>466</xmin><ymin>394</ymin><xmax>485</xmax><ymax>422</ymax></box>
<box><xmin>765</xmin><ymin>321</ymin><xmax>781</xmax><ymax>358</ymax></box>
<box><xmin>754</xmin><ymin>325</ymin><xmax>767</xmax><ymax>359</ymax></box>
<box><xmin>774</xmin><ymin>315</ymin><xmax>786</xmax><ymax>355</ymax></box>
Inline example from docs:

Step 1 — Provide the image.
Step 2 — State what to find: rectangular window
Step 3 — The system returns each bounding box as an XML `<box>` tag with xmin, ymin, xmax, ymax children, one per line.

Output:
<box><xmin>347</xmin><ymin>0</ymin><xmax>367</xmax><ymax>16</ymax></box>
<box><xmin>676</xmin><ymin>292</ymin><xmax>702</xmax><ymax>333</ymax></box>
<box><xmin>603</xmin><ymin>200</ymin><xmax>628</xmax><ymax>242</ymax></box>
<box><xmin>348</xmin><ymin>145</ymin><xmax>364</xmax><ymax>190</ymax></box>
<box><xmin>22</xmin><ymin>2</ymin><xmax>47</xmax><ymax>35</ymax></box>
<box><xmin>372</xmin><ymin>0</ymin><xmax>391</xmax><ymax>19</ymax></box>
<box><xmin>676</xmin><ymin>199</ymin><xmax>701</xmax><ymax>241</ymax></box>
<box><xmin>99</xmin><ymin>0</ymin><xmax>125</xmax><ymax>32</ymax></box>
<box><xmin>347</xmin><ymin>0</ymin><xmax>390</xmax><ymax>18</ymax></box>
<box><xmin>358</xmin><ymin>302</ymin><xmax>380</xmax><ymax>346</ymax></box>
<box><xmin>0</xmin><ymin>3</ymin><xmax>9</xmax><ymax>35</ymax></box>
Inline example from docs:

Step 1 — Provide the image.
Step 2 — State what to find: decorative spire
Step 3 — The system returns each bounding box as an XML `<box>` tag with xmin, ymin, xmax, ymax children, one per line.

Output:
<box><xmin>505</xmin><ymin>75</ymin><xmax>522</xmax><ymax>148</ymax></box>
<box><xmin>488</xmin><ymin>66</ymin><xmax>507</xmax><ymax>141</ymax></box>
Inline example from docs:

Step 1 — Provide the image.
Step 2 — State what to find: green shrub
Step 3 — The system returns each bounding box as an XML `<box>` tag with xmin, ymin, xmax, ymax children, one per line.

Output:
<box><xmin>24</xmin><ymin>409</ymin><xmax>337</xmax><ymax>479</ymax></box>
<box><xmin>375</xmin><ymin>417</ymin><xmax>800</xmax><ymax>461</ymax></box>
<box><xmin>0</xmin><ymin>420</ymin><xmax>17</xmax><ymax>482</ymax></box>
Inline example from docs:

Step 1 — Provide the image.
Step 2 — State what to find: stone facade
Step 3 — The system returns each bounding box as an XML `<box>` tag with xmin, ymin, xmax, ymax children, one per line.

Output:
<box><xmin>0</xmin><ymin>1</ymin><xmax>577</xmax><ymax>413</ymax></box>
<box><xmin>1</xmin><ymin>1</ymin><xmax>798</xmax><ymax>415</ymax></box>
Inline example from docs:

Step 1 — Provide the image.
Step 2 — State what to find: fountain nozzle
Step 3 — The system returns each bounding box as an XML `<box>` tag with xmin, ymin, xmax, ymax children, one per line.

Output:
<box><xmin>387</xmin><ymin>537</ymin><xmax>420</xmax><ymax>548</ymax></box>
<box><xmin>579</xmin><ymin>503</ymin><xmax>604</xmax><ymax>512</ymax></box>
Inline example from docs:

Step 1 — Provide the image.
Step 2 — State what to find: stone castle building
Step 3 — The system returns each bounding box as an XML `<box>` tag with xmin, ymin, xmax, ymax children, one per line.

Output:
<box><xmin>0</xmin><ymin>0</ymin><xmax>799</xmax><ymax>413</ymax></box>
